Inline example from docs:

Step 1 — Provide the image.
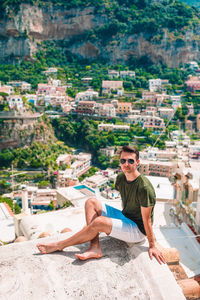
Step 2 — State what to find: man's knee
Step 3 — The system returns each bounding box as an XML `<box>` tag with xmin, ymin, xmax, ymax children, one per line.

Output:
<box><xmin>91</xmin><ymin>216</ymin><xmax>112</xmax><ymax>234</ymax></box>
<box><xmin>85</xmin><ymin>197</ymin><xmax>97</xmax><ymax>208</ymax></box>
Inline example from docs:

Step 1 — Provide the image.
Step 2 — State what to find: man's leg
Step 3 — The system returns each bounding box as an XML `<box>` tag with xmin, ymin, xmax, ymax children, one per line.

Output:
<box><xmin>75</xmin><ymin>197</ymin><xmax>103</xmax><ymax>260</ymax></box>
<box><xmin>37</xmin><ymin>215</ymin><xmax>112</xmax><ymax>259</ymax></box>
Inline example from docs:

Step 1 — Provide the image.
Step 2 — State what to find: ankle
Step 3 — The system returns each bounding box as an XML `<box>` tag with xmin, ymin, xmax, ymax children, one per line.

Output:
<box><xmin>57</xmin><ymin>241</ymin><xmax>64</xmax><ymax>251</ymax></box>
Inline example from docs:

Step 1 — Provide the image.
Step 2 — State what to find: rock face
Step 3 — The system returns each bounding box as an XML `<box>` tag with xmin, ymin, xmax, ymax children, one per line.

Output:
<box><xmin>0</xmin><ymin>112</ymin><xmax>56</xmax><ymax>149</ymax></box>
<box><xmin>0</xmin><ymin>4</ymin><xmax>200</xmax><ymax>67</ymax></box>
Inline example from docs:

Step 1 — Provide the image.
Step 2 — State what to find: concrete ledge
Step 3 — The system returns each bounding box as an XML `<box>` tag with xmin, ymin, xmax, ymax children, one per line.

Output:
<box><xmin>178</xmin><ymin>279</ymin><xmax>200</xmax><ymax>299</ymax></box>
<box><xmin>0</xmin><ymin>233</ymin><xmax>186</xmax><ymax>300</ymax></box>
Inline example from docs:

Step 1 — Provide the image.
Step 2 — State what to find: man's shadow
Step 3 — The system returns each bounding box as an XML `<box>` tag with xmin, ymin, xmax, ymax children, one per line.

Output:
<box><xmin>34</xmin><ymin>236</ymin><xmax>148</xmax><ymax>267</ymax></box>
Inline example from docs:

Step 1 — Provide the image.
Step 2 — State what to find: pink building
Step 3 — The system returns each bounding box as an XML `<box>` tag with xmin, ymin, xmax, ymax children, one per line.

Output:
<box><xmin>186</xmin><ymin>76</ymin><xmax>200</xmax><ymax>93</ymax></box>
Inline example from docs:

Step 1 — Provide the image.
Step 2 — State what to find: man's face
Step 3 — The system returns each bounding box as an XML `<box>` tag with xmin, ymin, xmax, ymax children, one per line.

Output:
<box><xmin>120</xmin><ymin>151</ymin><xmax>139</xmax><ymax>174</ymax></box>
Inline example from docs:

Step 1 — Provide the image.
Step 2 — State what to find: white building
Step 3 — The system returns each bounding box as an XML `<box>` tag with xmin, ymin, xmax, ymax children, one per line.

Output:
<box><xmin>7</xmin><ymin>81</ymin><xmax>31</xmax><ymax>92</ymax></box>
<box><xmin>83</xmin><ymin>174</ymin><xmax>108</xmax><ymax>189</ymax></box>
<box><xmin>149</xmin><ymin>79</ymin><xmax>162</xmax><ymax>92</ymax></box>
<box><xmin>158</xmin><ymin>108</ymin><xmax>174</xmax><ymax>120</ymax></box>
<box><xmin>170</xmin><ymin>95</ymin><xmax>181</xmax><ymax>109</ymax></box>
<box><xmin>189</xmin><ymin>61</ymin><xmax>199</xmax><ymax>71</ymax></box>
<box><xmin>120</xmin><ymin>70</ymin><xmax>135</xmax><ymax>78</ymax></box>
<box><xmin>75</xmin><ymin>90</ymin><xmax>99</xmax><ymax>104</ymax></box>
<box><xmin>108</xmin><ymin>70</ymin><xmax>119</xmax><ymax>78</ymax></box>
<box><xmin>100</xmin><ymin>147</ymin><xmax>115</xmax><ymax>157</ymax></box>
<box><xmin>70</xmin><ymin>153</ymin><xmax>92</xmax><ymax>178</ymax></box>
<box><xmin>126</xmin><ymin>115</ymin><xmax>165</xmax><ymax>130</ymax></box>
<box><xmin>98</xmin><ymin>123</ymin><xmax>130</xmax><ymax>132</ymax></box>
<box><xmin>102</xmin><ymin>81</ymin><xmax>123</xmax><ymax>94</ymax></box>
<box><xmin>8</xmin><ymin>95</ymin><xmax>24</xmax><ymax>110</ymax></box>
<box><xmin>42</xmin><ymin>68</ymin><xmax>58</xmax><ymax>76</ymax></box>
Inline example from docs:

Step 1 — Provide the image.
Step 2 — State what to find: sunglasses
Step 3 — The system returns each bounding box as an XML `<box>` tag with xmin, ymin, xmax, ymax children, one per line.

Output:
<box><xmin>120</xmin><ymin>159</ymin><xmax>135</xmax><ymax>165</ymax></box>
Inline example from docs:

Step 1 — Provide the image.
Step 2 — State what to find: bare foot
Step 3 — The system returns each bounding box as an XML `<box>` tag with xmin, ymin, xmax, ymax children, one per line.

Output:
<box><xmin>75</xmin><ymin>247</ymin><xmax>102</xmax><ymax>261</ymax></box>
<box><xmin>37</xmin><ymin>242</ymin><xmax>62</xmax><ymax>254</ymax></box>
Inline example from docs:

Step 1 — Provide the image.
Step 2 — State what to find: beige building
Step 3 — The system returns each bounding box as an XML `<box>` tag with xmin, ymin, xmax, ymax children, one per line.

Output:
<box><xmin>117</xmin><ymin>102</ymin><xmax>132</xmax><ymax>115</ymax></box>
<box><xmin>139</xmin><ymin>160</ymin><xmax>176</xmax><ymax>181</ymax></box>
<box><xmin>142</xmin><ymin>91</ymin><xmax>156</xmax><ymax>104</ymax></box>
<box><xmin>158</xmin><ymin>108</ymin><xmax>174</xmax><ymax>120</ymax></box>
<box><xmin>102</xmin><ymin>81</ymin><xmax>123</xmax><ymax>94</ymax></box>
<box><xmin>0</xmin><ymin>82</ymin><xmax>14</xmax><ymax>95</ymax></box>
<box><xmin>75</xmin><ymin>101</ymin><xmax>96</xmax><ymax>114</ymax></box>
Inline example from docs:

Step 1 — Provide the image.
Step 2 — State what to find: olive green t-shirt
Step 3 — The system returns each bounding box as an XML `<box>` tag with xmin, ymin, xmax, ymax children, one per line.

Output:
<box><xmin>115</xmin><ymin>173</ymin><xmax>156</xmax><ymax>235</ymax></box>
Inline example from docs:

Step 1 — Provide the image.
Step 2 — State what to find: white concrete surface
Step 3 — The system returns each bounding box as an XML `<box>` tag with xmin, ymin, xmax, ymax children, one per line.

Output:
<box><xmin>154</xmin><ymin>223</ymin><xmax>200</xmax><ymax>278</ymax></box>
<box><xmin>146</xmin><ymin>176</ymin><xmax>174</xmax><ymax>201</ymax></box>
<box><xmin>0</xmin><ymin>233</ymin><xmax>185</xmax><ymax>300</ymax></box>
<box><xmin>0</xmin><ymin>203</ymin><xmax>15</xmax><ymax>243</ymax></box>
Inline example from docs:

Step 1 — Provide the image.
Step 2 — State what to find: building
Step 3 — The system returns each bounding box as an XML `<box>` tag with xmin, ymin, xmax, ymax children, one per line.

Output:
<box><xmin>83</xmin><ymin>174</ymin><xmax>108</xmax><ymax>190</ymax></box>
<box><xmin>187</xmin><ymin>103</ymin><xmax>194</xmax><ymax>115</ymax></box>
<box><xmin>188</xmin><ymin>61</ymin><xmax>199</xmax><ymax>71</ymax></box>
<box><xmin>170</xmin><ymin>95</ymin><xmax>181</xmax><ymax>109</ymax></box>
<box><xmin>197</xmin><ymin>114</ymin><xmax>200</xmax><ymax>132</ymax></box>
<box><xmin>75</xmin><ymin>90</ymin><xmax>99</xmax><ymax>104</ymax></box>
<box><xmin>49</xmin><ymin>95</ymin><xmax>70</xmax><ymax>107</ymax></box>
<box><xmin>7</xmin><ymin>81</ymin><xmax>31</xmax><ymax>92</ymax></box>
<box><xmin>140</xmin><ymin>160</ymin><xmax>176</xmax><ymax>181</ymax></box>
<box><xmin>186</xmin><ymin>76</ymin><xmax>200</xmax><ymax>93</ymax></box>
<box><xmin>155</xmin><ymin>93</ymin><xmax>170</xmax><ymax>104</ymax></box>
<box><xmin>120</xmin><ymin>70</ymin><xmax>135</xmax><ymax>78</ymax></box>
<box><xmin>158</xmin><ymin>108</ymin><xmax>174</xmax><ymax>120</ymax></box>
<box><xmin>131</xmin><ymin>110</ymin><xmax>140</xmax><ymax>116</ymax></box>
<box><xmin>117</xmin><ymin>102</ymin><xmax>132</xmax><ymax>115</ymax></box>
<box><xmin>189</xmin><ymin>142</ymin><xmax>200</xmax><ymax>159</ymax></box>
<box><xmin>142</xmin><ymin>107</ymin><xmax>157</xmax><ymax>116</ymax></box>
<box><xmin>102</xmin><ymin>81</ymin><xmax>123</xmax><ymax>94</ymax></box>
<box><xmin>96</xmin><ymin>103</ymin><xmax>116</xmax><ymax>118</ymax></box>
<box><xmin>140</xmin><ymin>148</ymin><xmax>177</xmax><ymax>161</ymax></box>
<box><xmin>98</xmin><ymin>123</ymin><xmax>130</xmax><ymax>132</ymax></box>
<box><xmin>142</xmin><ymin>91</ymin><xmax>156</xmax><ymax>103</ymax></box>
<box><xmin>7</xmin><ymin>95</ymin><xmax>24</xmax><ymax>110</ymax></box>
<box><xmin>185</xmin><ymin>119</ymin><xmax>193</xmax><ymax>132</ymax></box>
<box><xmin>100</xmin><ymin>147</ymin><xmax>115</xmax><ymax>157</ymax></box>
<box><xmin>42</xmin><ymin>67</ymin><xmax>58</xmax><ymax>76</ymax></box>
<box><xmin>56</xmin><ymin>154</ymin><xmax>71</xmax><ymax>166</ymax></box>
<box><xmin>108</xmin><ymin>70</ymin><xmax>119</xmax><ymax>78</ymax></box>
<box><xmin>127</xmin><ymin>115</ymin><xmax>165</xmax><ymax>131</ymax></box>
<box><xmin>70</xmin><ymin>153</ymin><xmax>92</xmax><ymax>178</ymax></box>
<box><xmin>149</xmin><ymin>79</ymin><xmax>162</xmax><ymax>92</ymax></box>
<box><xmin>75</xmin><ymin>101</ymin><xmax>96</xmax><ymax>115</ymax></box>
<box><xmin>0</xmin><ymin>82</ymin><xmax>14</xmax><ymax>95</ymax></box>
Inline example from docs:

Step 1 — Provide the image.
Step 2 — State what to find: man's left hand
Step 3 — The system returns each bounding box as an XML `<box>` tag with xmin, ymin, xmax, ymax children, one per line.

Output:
<box><xmin>149</xmin><ymin>246</ymin><xmax>166</xmax><ymax>264</ymax></box>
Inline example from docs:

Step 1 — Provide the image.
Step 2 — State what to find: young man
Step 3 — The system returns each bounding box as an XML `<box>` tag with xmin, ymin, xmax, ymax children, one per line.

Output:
<box><xmin>37</xmin><ymin>145</ymin><xmax>165</xmax><ymax>264</ymax></box>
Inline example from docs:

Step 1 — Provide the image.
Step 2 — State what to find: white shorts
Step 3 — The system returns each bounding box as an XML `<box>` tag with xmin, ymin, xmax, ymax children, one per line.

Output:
<box><xmin>101</xmin><ymin>203</ymin><xmax>145</xmax><ymax>244</ymax></box>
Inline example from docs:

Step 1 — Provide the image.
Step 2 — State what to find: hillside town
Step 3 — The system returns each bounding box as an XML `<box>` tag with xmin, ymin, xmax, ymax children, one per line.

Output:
<box><xmin>1</xmin><ymin>61</ymin><xmax>200</xmax><ymax>299</ymax></box>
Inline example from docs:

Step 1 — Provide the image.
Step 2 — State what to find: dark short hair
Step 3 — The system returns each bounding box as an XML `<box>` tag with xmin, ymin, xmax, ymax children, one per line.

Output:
<box><xmin>120</xmin><ymin>145</ymin><xmax>139</xmax><ymax>160</ymax></box>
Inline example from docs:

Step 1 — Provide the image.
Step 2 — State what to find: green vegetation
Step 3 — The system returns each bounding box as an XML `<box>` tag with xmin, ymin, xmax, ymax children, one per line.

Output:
<box><xmin>51</xmin><ymin>116</ymin><xmax>168</xmax><ymax>168</ymax></box>
<box><xmin>1</xmin><ymin>0</ymin><xmax>198</xmax><ymax>40</ymax></box>
<box><xmin>78</xmin><ymin>166</ymin><xmax>99</xmax><ymax>182</ymax></box>
<box><xmin>0</xmin><ymin>141</ymin><xmax>69</xmax><ymax>170</ymax></box>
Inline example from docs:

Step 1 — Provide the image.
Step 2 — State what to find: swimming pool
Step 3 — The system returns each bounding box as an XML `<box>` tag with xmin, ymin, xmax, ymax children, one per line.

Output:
<box><xmin>74</xmin><ymin>185</ymin><xmax>95</xmax><ymax>193</ymax></box>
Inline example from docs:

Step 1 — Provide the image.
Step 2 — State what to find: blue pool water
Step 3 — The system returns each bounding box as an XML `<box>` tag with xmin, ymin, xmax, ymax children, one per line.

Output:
<box><xmin>74</xmin><ymin>185</ymin><xmax>95</xmax><ymax>193</ymax></box>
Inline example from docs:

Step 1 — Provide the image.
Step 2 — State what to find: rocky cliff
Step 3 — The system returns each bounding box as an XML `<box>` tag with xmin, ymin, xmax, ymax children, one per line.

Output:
<box><xmin>0</xmin><ymin>3</ymin><xmax>200</xmax><ymax>67</ymax></box>
<box><xmin>0</xmin><ymin>112</ymin><xmax>56</xmax><ymax>149</ymax></box>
